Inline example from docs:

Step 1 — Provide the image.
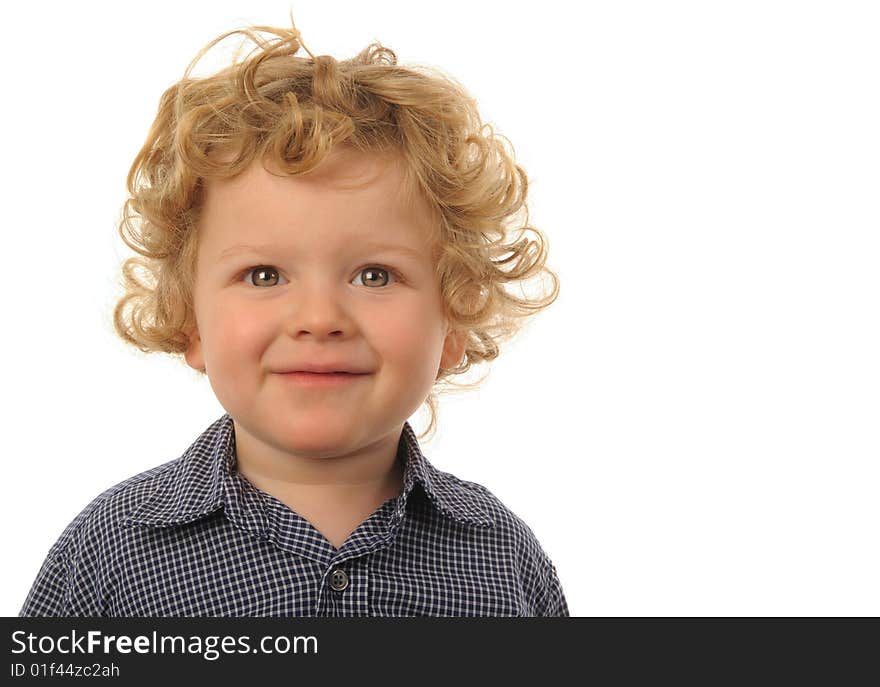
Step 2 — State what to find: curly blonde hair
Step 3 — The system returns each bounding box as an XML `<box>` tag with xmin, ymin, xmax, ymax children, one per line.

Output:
<box><xmin>112</xmin><ymin>12</ymin><xmax>559</xmax><ymax>441</ymax></box>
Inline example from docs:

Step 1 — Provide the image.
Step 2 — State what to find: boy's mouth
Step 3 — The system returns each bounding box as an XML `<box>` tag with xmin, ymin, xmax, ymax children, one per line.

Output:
<box><xmin>277</xmin><ymin>363</ymin><xmax>372</xmax><ymax>374</ymax></box>
<box><xmin>283</xmin><ymin>371</ymin><xmax>366</xmax><ymax>375</ymax></box>
<box><xmin>276</xmin><ymin>371</ymin><xmax>371</xmax><ymax>387</ymax></box>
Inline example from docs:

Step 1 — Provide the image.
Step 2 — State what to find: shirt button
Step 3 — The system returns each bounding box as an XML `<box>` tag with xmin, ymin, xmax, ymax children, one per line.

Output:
<box><xmin>329</xmin><ymin>568</ymin><xmax>349</xmax><ymax>592</ymax></box>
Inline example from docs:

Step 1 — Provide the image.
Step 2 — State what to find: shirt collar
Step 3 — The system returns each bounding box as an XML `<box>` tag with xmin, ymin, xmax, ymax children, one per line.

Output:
<box><xmin>124</xmin><ymin>414</ymin><xmax>494</xmax><ymax>531</ymax></box>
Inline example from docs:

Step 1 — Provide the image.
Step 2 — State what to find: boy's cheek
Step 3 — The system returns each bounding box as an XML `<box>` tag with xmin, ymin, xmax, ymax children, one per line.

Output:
<box><xmin>208</xmin><ymin>311</ymin><xmax>277</xmax><ymax>358</ymax></box>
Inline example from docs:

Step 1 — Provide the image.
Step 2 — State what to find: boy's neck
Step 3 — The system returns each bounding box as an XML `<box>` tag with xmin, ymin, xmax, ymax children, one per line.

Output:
<box><xmin>230</xmin><ymin>418</ymin><xmax>406</xmax><ymax>510</ymax></box>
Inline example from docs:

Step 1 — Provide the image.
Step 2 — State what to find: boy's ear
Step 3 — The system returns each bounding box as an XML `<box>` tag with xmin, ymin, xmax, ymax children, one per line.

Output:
<box><xmin>439</xmin><ymin>327</ymin><xmax>467</xmax><ymax>372</ymax></box>
<box><xmin>184</xmin><ymin>326</ymin><xmax>205</xmax><ymax>372</ymax></box>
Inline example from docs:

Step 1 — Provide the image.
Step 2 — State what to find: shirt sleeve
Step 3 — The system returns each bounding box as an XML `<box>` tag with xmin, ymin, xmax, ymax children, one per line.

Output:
<box><xmin>538</xmin><ymin>559</ymin><xmax>570</xmax><ymax>617</ymax></box>
<box><xmin>20</xmin><ymin>551</ymin><xmax>70</xmax><ymax>617</ymax></box>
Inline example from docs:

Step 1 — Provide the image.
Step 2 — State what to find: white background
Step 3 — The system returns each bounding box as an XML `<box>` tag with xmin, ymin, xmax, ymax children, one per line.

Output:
<box><xmin>3</xmin><ymin>0</ymin><xmax>878</xmax><ymax>616</ymax></box>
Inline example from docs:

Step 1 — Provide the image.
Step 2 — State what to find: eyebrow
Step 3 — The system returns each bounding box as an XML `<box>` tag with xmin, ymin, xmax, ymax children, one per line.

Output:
<box><xmin>218</xmin><ymin>242</ymin><xmax>427</xmax><ymax>261</ymax></box>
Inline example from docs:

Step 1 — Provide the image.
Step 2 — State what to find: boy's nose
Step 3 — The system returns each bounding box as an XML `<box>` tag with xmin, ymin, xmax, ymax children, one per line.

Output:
<box><xmin>280</xmin><ymin>284</ymin><xmax>354</xmax><ymax>339</ymax></box>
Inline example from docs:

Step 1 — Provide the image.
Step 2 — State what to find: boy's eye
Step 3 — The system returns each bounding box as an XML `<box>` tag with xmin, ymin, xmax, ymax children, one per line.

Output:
<box><xmin>241</xmin><ymin>265</ymin><xmax>400</xmax><ymax>288</ymax></box>
<box><xmin>242</xmin><ymin>266</ymin><xmax>284</xmax><ymax>288</ymax></box>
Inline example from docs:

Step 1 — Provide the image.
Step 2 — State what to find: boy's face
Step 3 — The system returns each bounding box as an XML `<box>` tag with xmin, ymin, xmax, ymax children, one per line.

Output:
<box><xmin>184</xmin><ymin>146</ymin><xmax>465</xmax><ymax>458</ymax></box>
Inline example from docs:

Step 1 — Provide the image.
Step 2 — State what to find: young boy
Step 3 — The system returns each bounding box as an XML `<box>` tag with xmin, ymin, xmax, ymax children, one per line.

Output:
<box><xmin>20</xmin><ymin>18</ymin><xmax>567</xmax><ymax>617</ymax></box>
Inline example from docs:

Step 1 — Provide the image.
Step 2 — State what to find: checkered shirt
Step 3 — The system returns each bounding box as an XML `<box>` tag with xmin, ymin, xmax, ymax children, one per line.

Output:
<box><xmin>20</xmin><ymin>414</ymin><xmax>568</xmax><ymax>617</ymax></box>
